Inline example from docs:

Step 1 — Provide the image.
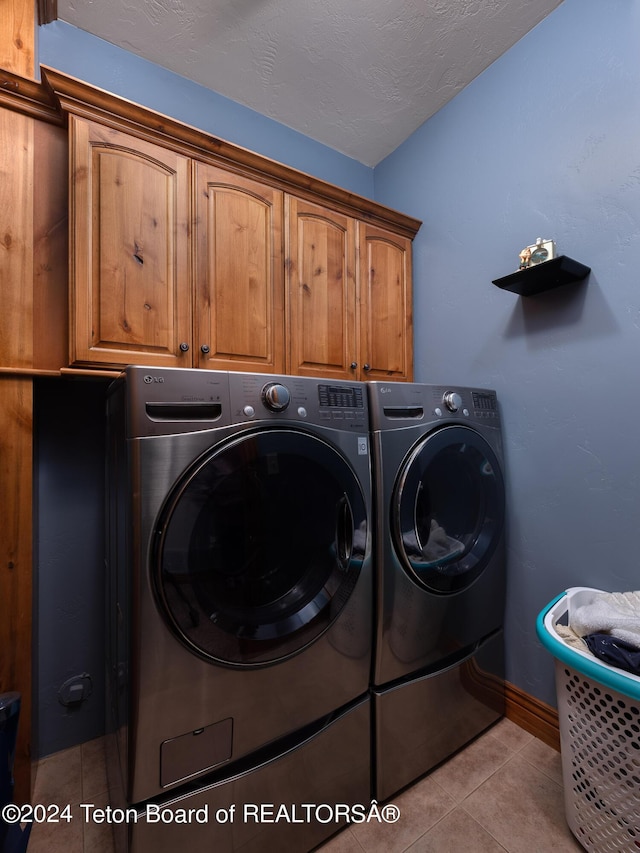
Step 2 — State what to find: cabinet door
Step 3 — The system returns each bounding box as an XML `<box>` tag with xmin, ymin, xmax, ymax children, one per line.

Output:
<box><xmin>194</xmin><ymin>164</ymin><xmax>284</xmax><ymax>372</ymax></box>
<box><xmin>359</xmin><ymin>223</ymin><xmax>413</xmax><ymax>382</ymax></box>
<box><xmin>70</xmin><ymin>117</ymin><xmax>191</xmax><ymax>368</ymax></box>
<box><xmin>286</xmin><ymin>197</ymin><xmax>357</xmax><ymax>379</ymax></box>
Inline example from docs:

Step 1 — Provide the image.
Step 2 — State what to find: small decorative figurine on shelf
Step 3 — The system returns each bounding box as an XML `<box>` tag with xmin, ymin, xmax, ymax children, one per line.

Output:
<box><xmin>518</xmin><ymin>238</ymin><xmax>556</xmax><ymax>270</ymax></box>
<box><xmin>519</xmin><ymin>246</ymin><xmax>532</xmax><ymax>269</ymax></box>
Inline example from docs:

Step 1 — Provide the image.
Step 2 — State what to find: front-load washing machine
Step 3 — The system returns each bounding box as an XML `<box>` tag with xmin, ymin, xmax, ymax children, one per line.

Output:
<box><xmin>106</xmin><ymin>367</ymin><xmax>372</xmax><ymax>852</ymax></box>
<box><xmin>367</xmin><ymin>382</ymin><xmax>506</xmax><ymax>802</ymax></box>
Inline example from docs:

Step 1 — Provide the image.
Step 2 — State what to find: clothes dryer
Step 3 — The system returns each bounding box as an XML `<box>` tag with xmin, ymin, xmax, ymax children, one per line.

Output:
<box><xmin>106</xmin><ymin>367</ymin><xmax>372</xmax><ymax>852</ymax></box>
<box><xmin>367</xmin><ymin>382</ymin><xmax>506</xmax><ymax>801</ymax></box>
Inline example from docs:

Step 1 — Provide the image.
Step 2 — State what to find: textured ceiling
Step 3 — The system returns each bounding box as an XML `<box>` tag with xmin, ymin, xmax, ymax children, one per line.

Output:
<box><xmin>56</xmin><ymin>0</ymin><xmax>564</xmax><ymax>166</ymax></box>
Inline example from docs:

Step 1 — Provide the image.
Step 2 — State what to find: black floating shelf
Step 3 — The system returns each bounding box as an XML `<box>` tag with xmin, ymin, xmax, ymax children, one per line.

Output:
<box><xmin>492</xmin><ymin>255</ymin><xmax>591</xmax><ymax>296</ymax></box>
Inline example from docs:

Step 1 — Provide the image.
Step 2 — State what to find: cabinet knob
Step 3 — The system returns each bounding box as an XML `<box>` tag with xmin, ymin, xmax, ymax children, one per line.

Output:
<box><xmin>363</xmin><ymin>363</ymin><xmax>371</xmax><ymax>372</ymax></box>
<box><xmin>179</xmin><ymin>342</ymin><xmax>190</xmax><ymax>352</ymax></box>
<box><xmin>350</xmin><ymin>362</ymin><xmax>358</xmax><ymax>370</ymax></box>
<box><xmin>201</xmin><ymin>344</ymin><xmax>211</xmax><ymax>355</ymax></box>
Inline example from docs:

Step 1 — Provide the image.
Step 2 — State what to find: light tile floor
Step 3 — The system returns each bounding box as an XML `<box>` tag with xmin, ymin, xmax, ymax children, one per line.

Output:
<box><xmin>26</xmin><ymin>719</ymin><xmax>583</xmax><ymax>853</ymax></box>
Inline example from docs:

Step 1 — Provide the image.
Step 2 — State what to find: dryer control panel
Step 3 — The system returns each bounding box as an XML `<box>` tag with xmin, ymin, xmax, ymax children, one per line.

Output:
<box><xmin>471</xmin><ymin>390</ymin><xmax>499</xmax><ymax>420</ymax></box>
<box><xmin>432</xmin><ymin>387</ymin><xmax>499</xmax><ymax>423</ymax></box>
<box><xmin>367</xmin><ymin>381</ymin><xmax>500</xmax><ymax>431</ymax></box>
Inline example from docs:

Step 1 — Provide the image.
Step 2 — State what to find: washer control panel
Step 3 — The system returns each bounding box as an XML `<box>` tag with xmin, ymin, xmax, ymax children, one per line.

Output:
<box><xmin>442</xmin><ymin>391</ymin><xmax>462</xmax><ymax>412</ymax></box>
<box><xmin>229</xmin><ymin>373</ymin><xmax>368</xmax><ymax>431</ymax></box>
<box><xmin>318</xmin><ymin>384</ymin><xmax>364</xmax><ymax>411</ymax></box>
<box><xmin>262</xmin><ymin>382</ymin><xmax>291</xmax><ymax>412</ymax></box>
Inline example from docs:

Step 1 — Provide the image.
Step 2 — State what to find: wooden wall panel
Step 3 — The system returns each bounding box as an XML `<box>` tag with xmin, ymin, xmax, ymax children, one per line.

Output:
<box><xmin>33</xmin><ymin>119</ymin><xmax>68</xmax><ymax>371</ymax></box>
<box><xmin>0</xmin><ymin>377</ymin><xmax>33</xmax><ymax>803</ymax></box>
<box><xmin>0</xmin><ymin>103</ymin><xmax>35</xmax><ymax>803</ymax></box>
<box><xmin>0</xmin><ymin>107</ymin><xmax>34</xmax><ymax>369</ymax></box>
<box><xmin>0</xmin><ymin>0</ymin><xmax>36</xmax><ymax>79</ymax></box>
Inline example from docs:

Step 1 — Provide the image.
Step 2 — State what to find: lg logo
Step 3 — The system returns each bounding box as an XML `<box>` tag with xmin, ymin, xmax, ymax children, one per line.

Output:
<box><xmin>143</xmin><ymin>375</ymin><xmax>165</xmax><ymax>384</ymax></box>
<box><xmin>379</xmin><ymin>386</ymin><xmax>393</xmax><ymax>394</ymax></box>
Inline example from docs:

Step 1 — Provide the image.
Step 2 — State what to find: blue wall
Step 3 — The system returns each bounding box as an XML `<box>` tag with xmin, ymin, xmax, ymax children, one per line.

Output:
<box><xmin>375</xmin><ymin>0</ymin><xmax>640</xmax><ymax>705</ymax></box>
<box><xmin>34</xmin><ymin>378</ymin><xmax>109</xmax><ymax>756</ymax></box>
<box><xmin>38</xmin><ymin>21</ymin><xmax>374</xmax><ymax>198</ymax></box>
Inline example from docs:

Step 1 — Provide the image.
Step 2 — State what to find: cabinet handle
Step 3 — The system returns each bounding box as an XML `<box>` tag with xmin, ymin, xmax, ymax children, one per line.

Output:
<box><xmin>363</xmin><ymin>363</ymin><xmax>371</xmax><ymax>372</ymax></box>
<box><xmin>350</xmin><ymin>362</ymin><xmax>358</xmax><ymax>370</ymax></box>
<box><xmin>201</xmin><ymin>344</ymin><xmax>211</xmax><ymax>355</ymax></box>
<box><xmin>179</xmin><ymin>342</ymin><xmax>190</xmax><ymax>352</ymax></box>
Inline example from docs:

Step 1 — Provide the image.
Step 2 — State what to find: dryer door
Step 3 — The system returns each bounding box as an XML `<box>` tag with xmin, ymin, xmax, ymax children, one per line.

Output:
<box><xmin>153</xmin><ymin>429</ymin><xmax>367</xmax><ymax>667</ymax></box>
<box><xmin>393</xmin><ymin>424</ymin><xmax>504</xmax><ymax>594</ymax></box>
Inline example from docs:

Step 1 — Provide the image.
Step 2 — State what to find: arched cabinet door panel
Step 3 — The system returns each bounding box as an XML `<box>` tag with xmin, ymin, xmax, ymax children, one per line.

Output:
<box><xmin>194</xmin><ymin>163</ymin><xmax>284</xmax><ymax>373</ymax></box>
<box><xmin>359</xmin><ymin>222</ymin><xmax>413</xmax><ymax>382</ymax></box>
<box><xmin>286</xmin><ymin>200</ymin><xmax>414</xmax><ymax>381</ymax></box>
<box><xmin>286</xmin><ymin>195</ymin><xmax>357</xmax><ymax>380</ymax></box>
<box><xmin>70</xmin><ymin>116</ymin><xmax>192</xmax><ymax>369</ymax></box>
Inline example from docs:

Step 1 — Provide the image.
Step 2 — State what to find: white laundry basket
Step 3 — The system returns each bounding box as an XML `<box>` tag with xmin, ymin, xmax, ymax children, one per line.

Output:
<box><xmin>537</xmin><ymin>588</ymin><xmax>640</xmax><ymax>853</ymax></box>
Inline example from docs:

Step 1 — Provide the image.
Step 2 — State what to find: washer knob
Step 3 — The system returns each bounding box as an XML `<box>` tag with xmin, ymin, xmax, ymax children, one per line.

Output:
<box><xmin>262</xmin><ymin>382</ymin><xmax>291</xmax><ymax>412</ymax></box>
<box><xmin>443</xmin><ymin>391</ymin><xmax>463</xmax><ymax>412</ymax></box>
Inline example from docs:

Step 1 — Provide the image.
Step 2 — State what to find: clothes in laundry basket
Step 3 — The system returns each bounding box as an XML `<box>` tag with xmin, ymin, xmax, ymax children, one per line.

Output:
<box><xmin>583</xmin><ymin>632</ymin><xmax>640</xmax><ymax>676</ymax></box>
<box><xmin>553</xmin><ymin>623</ymin><xmax>588</xmax><ymax>651</ymax></box>
<box><xmin>569</xmin><ymin>590</ymin><xmax>640</xmax><ymax>649</ymax></box>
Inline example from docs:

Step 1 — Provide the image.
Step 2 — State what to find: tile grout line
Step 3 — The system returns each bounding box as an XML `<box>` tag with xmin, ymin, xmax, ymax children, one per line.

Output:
<box><xmin>456</xmin><ymin>802</ymin><xmax>512</xmax><ymax>853</ymax></box>
<box><xmin>457</xmin><ymin>749</ymin><xmax>524</xmax><ymax>853</ymax></box>
<box><xmin>428</xmin><ymin>738</ymin><xmax>518</xmax><ymax>805</ymax></box>
<box><xmin>400</xmin><ymin>787</ymin><xmax>459</xmax><ymax>853</ymax></box>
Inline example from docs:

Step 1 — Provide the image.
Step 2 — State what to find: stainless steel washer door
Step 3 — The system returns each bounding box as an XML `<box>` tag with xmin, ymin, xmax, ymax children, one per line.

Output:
<box><xmin>392</xmin><ymin>425</ymin><xmax>504</xmax><ymax>594</ymax></box>
<box><xmin>153</xmin><ymin>429</ymin><xmax>368</xmax><ymax>667</ymax></box>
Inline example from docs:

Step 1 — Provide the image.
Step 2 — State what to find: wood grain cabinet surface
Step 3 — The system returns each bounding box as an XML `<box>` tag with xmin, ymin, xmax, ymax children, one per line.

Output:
<box><xmin>70</xmin><ymin>119</ymin><xmax>286</xmax><ymax>373</ymax></box>
<box><xmin>70</xmin><ymin>117</ymin><xmax>192</xmax><ymax>369</ymax></box>
<box><xmin>358</xmin><ymin>222</ymin><xmax>413</xmax><ymax>382</ymax></box>
<box><xmin>287</xmin><ymin>199</ymin><xmax>413</xmax><ymax>381</ymax></box>
<box><xmin>286</xmin><ymin>196</ymin><xmax>357</xmax><ymax>380</ymax></box>
<box><xmin>195</xmin><ymin>163</ymin><xmax>285</xmax><ymax>373</ymax></box>
<box><xmin>69</xmin><ymin>114</ymin><xmax>417</xmax><ymax>379</ymax></box>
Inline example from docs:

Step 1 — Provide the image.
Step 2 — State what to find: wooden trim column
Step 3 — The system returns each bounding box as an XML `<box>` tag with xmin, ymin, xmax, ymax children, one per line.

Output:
<box><xmin>1</xmin><ymin>0</ymin><xmax>37</xmax><ymax>794</ymax></box>
<box><xmin>0</xmin><ymin>379</ymin><xmax>33</xmax><ymax>803</ymax></box>
<box><xmin>0</xmin><ymin>102</ymin><xmax>35</xmax><ymax>803</ymax></box>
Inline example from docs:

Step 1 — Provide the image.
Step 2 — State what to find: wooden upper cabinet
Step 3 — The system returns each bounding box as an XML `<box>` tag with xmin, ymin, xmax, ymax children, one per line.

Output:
<box><xmin>194</xmin><ymin>164</ymin><xmax>284</xmax><ymax>373</ymax></box>
<box><xmin>359</xmin><ymin>223</ymin><xmax>413</xmax><ymax>382</ymax></box>
<box><xmin>286</xmin><ymin>196</ymin><xmax>357</xmax><ymax>380</ymax></box>
<box><xmin>286</xmin><ymin>198</ymin><xmax>413</xmax><ymax>381</ymax></box>
<box><xmin>59</xmin><ymin>78</ymin><xmax>420</xmax><ymax>378</ymax></box>
<box><xmin>70</xmin><ymin>117</ymin><xmax>192</xmax><ymax>369</ymax></box>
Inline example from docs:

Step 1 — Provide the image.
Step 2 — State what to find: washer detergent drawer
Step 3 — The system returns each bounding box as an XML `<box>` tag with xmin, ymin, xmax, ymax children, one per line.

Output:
<box><xmin>129</xmin><ymin>697</ymin><xmax>371</xmax><ymax>853</ymax></box>
<box><xmin>373</xmin><ymin>632</ymin><xmax>504</xmax><ymax>802</ymax></box>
